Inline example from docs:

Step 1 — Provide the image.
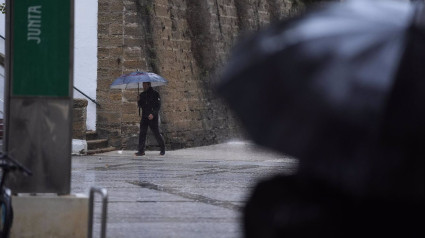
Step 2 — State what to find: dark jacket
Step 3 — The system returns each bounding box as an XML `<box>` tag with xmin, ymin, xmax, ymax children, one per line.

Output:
<box><xmin>138</xmin><ymin>87</ymin><xmax>161</xmax><ymax>119</ymax></box>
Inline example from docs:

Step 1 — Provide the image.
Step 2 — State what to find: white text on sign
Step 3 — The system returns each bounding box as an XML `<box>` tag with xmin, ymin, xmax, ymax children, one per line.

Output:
<box><xmin>27</xmin><ymin>6</ymin><xmax>42</xmax><ymax>44</ymax></box>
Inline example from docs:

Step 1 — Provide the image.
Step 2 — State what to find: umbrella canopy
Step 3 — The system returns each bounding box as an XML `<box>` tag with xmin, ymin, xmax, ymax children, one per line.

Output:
<box><xmin>218</xmin><ymin>1</ymin><xmax>424</xmax><ymax>236</ymax></box>
<box><xmin>217</xmin><ymin>0</ymin><xmax>424</xmax><ymax>198</ymax></box>
<box><xmin>110</xmin><ymin>71</ymin><xmax>168</xmax><ymax>90</ymax></box>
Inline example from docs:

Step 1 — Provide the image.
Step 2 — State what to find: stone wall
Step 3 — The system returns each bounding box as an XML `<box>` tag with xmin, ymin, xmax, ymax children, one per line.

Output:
<box><xmin>72</xmin><ymin>98</ymin><xmax>88</xmax><ymax>140</ymax></box>
<box><xmin>97</xmin><ymin>0</ymin><xmax>304</xmax><ymax>150</ymax></box>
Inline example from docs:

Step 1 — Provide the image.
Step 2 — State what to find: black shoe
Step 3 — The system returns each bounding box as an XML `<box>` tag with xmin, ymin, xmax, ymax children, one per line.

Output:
<box><xmin>135</xmin><ymin>151</ymin><xmax>145</xmax><ymax>156</ymax></box>
<box><xmin>159</xmin><ymin>151</ymin><xmax>165</xmax><ymax>156</ymax></box>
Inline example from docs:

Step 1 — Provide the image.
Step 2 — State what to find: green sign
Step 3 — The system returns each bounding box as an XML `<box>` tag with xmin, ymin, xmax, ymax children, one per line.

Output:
<box><xmin>12</xmin><ymin>0</ymin><xmax>71</xmax><ymax>97</ymax></box>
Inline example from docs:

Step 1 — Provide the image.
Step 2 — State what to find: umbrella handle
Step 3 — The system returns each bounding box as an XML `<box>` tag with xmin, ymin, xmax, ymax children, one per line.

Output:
<box><xmin>138</xmin><ymin>84</ymin><xmax>140</xmax><ymax>116</ymax></box>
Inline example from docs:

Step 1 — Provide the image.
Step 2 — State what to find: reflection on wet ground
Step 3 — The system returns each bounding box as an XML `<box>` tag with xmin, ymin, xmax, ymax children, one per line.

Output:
<box><xmin>71</xmin><ymin>141</ymin><xmax>298</xmax><ymax>238</ymax></box>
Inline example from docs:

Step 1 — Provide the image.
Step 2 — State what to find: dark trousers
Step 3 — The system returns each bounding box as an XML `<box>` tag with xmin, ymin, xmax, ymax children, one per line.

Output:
<box><xmin>138</xmin><ymin>117</ymin><xmax>165</xmax><ymax>153</ymax></box>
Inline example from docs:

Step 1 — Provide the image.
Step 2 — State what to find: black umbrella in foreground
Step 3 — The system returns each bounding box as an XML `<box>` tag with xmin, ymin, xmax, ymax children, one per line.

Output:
<box><xmin>217</xmin><ymin>0</ymin><xmax>424</xmax><ymax>237</ymax></box>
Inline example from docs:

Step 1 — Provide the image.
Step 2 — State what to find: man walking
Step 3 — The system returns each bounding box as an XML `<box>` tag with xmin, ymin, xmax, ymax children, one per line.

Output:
<box><xmin>135</xmin><ymin>82</ymin><xmax>166</xmax><ymax>156</ymax></box>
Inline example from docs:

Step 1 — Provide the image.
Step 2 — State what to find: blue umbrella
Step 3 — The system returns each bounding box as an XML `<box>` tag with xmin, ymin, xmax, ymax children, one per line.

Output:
<box><xmin>110</xmin><ymin>71</ymin><xmax>168</xmax><ymax>90</ymax></box>
<box><xmin>110</xmin><ymin>71</ymin><xmax>168</xmax><ymax>115</ymax></box>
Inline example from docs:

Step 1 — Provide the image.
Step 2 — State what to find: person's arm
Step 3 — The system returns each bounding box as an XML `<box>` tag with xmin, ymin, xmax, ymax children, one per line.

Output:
<box><xmin>151</xmin><ymin>91</ymin><xmax>161</xmax><ymax>117</ymax></box>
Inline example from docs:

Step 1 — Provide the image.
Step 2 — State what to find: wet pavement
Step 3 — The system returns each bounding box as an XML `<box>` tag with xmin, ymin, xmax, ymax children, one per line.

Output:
<box><xmin>71</xmin><ymin>141</ymin><xmax>298</xmax><ymax>238</ymax></box>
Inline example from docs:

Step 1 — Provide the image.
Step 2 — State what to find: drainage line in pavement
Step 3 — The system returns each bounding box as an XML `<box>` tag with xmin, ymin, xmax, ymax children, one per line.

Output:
<box><xmin>128</xmin><ymin>180</ymin><xmax>242</xmax><ymax>211</ymax></box>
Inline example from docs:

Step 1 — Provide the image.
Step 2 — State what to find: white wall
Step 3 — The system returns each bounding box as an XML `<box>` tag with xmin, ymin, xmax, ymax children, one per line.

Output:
<box><xmin>74</xmin><ymin>0</ymin><xmax>98</xmax><ymax>130</ymax></box>
<box><xmin>0</xmin><ymin>0</ymin><xmax>6</xmax><ymax>119</ymax></box>
<box><xmin>0</xmin><ymin>0</ymin><xmax>98</xmax><ymax>130</ymax></box>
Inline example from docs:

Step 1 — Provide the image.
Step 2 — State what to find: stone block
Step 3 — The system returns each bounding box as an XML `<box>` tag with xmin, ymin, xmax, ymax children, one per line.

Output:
<box><xmin>98</xmin><ymin>23</ymin><xmax>109</xmax><ymax>36</ymax></box>
<box><xmin>72</xmin><ymin>99</ymin><xmax>87</xmax><ymax>140</ymax></box>
<box><xmin>154</xmin><ymin>4</ymin><xmax>169</xmax><ymax>17</ymax></box>
<box><xmin>97</xmin><ymin>102</ymin><xmax>122</xmax><ymax>112</ymax></box>
<box><xmin>110</xmin><ymin>1</ymin><xmax>124</xmax><ymax>12</ymax></box>
<box><xmin>72</xmin><ymin>110</ymin><xmax>85</xmax><ymax>122</ymax></box>
<box><xmin>98</xmin><ymin>47</ymin><xmax>110</xmax><ymax>58</ymax></box>
<box><xmin>122</xmin><ymin>135</ymin><xmax>139</xmax><ymax>150</ymax></box>
<box><xmin>110</xmin><ymin>23</ymin><xmax>124</xmax><ymax>35</ymax></box>
<box><xmin>121</xmin><ymin>103</ymin><xmax>138</xmax><ymax>113</ymax></box>
<box><xmin>98</xmin><ymin>58</ymin><xmax>114</xmax><ymax>68</ymax></box>
<box><xmin>124</xmin><ymin>37</ymin><xmax>145</xmax><ymax>48</ymax></box>
<box><xmin>97</xmin><ymin>78</ymin><xmax>115</xmax><ymax>90</ymax></box>
<box><xmin>108</xmin><ymin>136</ymin><xmax>122</xmax><ymax>148</ymax></box>
<box><xmin>10</xmin><ymin>194</ymin><xmax>89</xmax><ymax>238</ymax></box>
<box><xmin>97</xmin><ymin>112</ymin><xmax>121</xmax><ymax>126</ymax></box>
<box><xmin>121</xmin><ymin>124</ymin><xmax>139</xmax><ymax>136</ymax></box>
<box><xmin>124</xmin><ymin>13</ymin><xmax>139</xmax><ymax>24</ymax></box>
<box><xmin>72</xmin><ymin>121</ymin><xmax>86</xmax><ymax>139</ymax></box>
<box><xmin>98</xmin><ymin>36</ymin><xmax>124</xmax><ymax>48</ymax></box>
<box><xmin>110</xmin><ymin>47</ymin><xmax>124</xmax><ymax>57</ymax></box>
<box><xmin>124</xmin><ymin>26</ymin><xmax>144</xmax><ymax>37</ymax></box>
<box><xmin>98</xmin><ymin>1</ymin><xmax>109</xmax><ymax>12</ymax></box>
<box><xmin>124</xmin><ymin>46</ymin><xmax>142</xmax><ymax>58</ymax></box>
<box><xmin>122</xmin><ymin>113</ymin><xmax>139</xmax><ymax>123</ymax></box>
<box><xmin>109</xmin><ymin>92</ymin><xmax>123</xmax><ymax>101</ymax></box>
<box><xmin>73</xmin><ymin>98</ymin><xmax>88</xmax><ymax>108</ymax></box>
<box><xmin>123</xmin><ymin>1</ymin><xmax>137</xmax><ymax>12</ymax></box>
<box><xmin>123</xmin><ymin>60</ymin><xmax>145</xmax><ymax>69</ymax></box>
<box><xmin>97</xmin><ymin>126</ymin><xmax>120</xmax><ymax>138</ymax></box>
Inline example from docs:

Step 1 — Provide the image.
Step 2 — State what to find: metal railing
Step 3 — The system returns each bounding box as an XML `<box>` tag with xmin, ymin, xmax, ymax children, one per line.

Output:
<box><xmin>88</xmin><ymin>187</ymin><xmax>108</xmax><ymax>238</ymax></box>
<box><xmin>73</xmin><ymin>86</ymin><xmax>101</xmax><ymax>108</ymax></box>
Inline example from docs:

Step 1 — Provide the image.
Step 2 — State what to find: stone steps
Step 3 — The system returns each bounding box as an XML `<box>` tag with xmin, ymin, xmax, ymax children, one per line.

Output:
<box><xmin>87</xmin><ymin>139</ymin><xmax>108</xmax><ymax>150</ymax></box>
<box><xmin>86</xmin><ymin>130</ymin><xmax>98</xmax><ymax>141</ymax></box>
<box><xmin>86</xmin><ymin>130</ymin><xmax>116</xmax><ymax>155</ymax></box>
<box><xmin>86</xmin><ymin>146</ymin><xmax>116</xmax><ymax>155</ymax></box>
